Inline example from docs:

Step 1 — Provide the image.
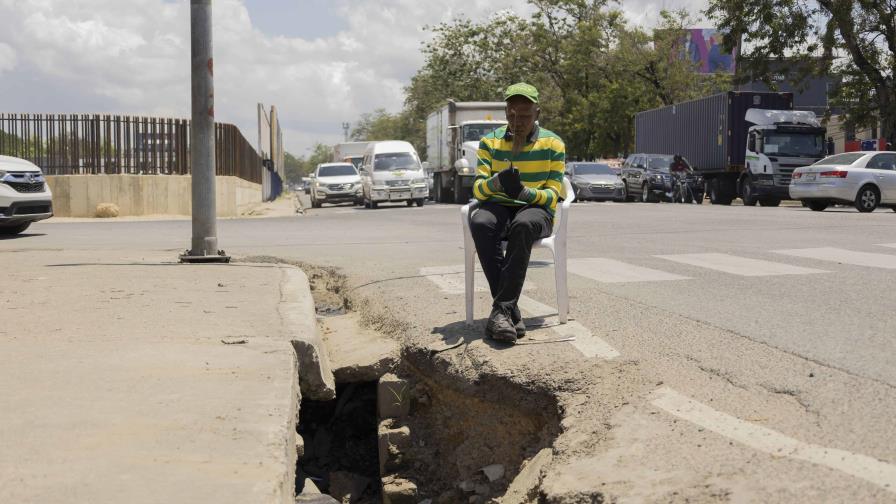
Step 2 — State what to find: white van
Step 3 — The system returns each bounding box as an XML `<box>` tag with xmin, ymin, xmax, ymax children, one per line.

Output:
<box><xmin>359</xmin><ymin>141</ymin><xmax>428</xmax><ymax>208</ymax></box>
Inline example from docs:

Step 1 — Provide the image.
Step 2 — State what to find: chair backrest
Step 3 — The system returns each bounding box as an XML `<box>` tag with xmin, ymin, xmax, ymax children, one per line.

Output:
<box><xmin>562</xmin><ymin>177</ymin><xmax>575</xmax><ymax>204</ymax></box>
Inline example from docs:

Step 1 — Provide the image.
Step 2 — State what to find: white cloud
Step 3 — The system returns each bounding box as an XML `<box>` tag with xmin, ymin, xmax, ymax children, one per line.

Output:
<box><xmin>0</xmin><ymin>42</ymin><xmax>16</xmax><ymax>73</ymax></box>
<box><xmin>0</xmin><ymin>0</ymin><xmax>710</xmax><ymax>154</ymax></box>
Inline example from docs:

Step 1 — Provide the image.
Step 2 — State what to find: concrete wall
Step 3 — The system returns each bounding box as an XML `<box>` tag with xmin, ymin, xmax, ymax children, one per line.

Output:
<box><xmin>46</xmin><ymin>175</ymin><xmax>261</xmax><ymax>218</ymax></box>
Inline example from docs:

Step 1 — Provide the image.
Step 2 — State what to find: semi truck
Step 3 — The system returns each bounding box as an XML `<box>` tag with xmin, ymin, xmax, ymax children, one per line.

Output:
<box><xmin>635</xmin><ymin>91</ymin><xmax>827</xmax><ymax>206</ymax></box>
<box><xmin>426</xmin><ymin>100</ymin><xmax>507</xmax><ymax>203</ymax></box>
<box><xmin>332</xmin><ymin>141</ymin><xmax>370</xmax><ymax>170</ymax></box>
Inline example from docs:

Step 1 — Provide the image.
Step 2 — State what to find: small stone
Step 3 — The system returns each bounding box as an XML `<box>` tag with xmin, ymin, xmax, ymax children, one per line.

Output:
<box><xmin>296</xmin><ymin>434</ymin><xmax>305</xmax><ymax>458</ymax></box>
<box><xmin>94</xmin><ymin>202</ymin><xmax>120</xmax><ymax>218</ymax></box>
<box><xmin>302</xmin><ymin>478</ymin><xmax>321</xmax><ymax>494</ymax></box>
<box><xmin>458</xmin><ymin>480</ymin><xmax>476</xmax><ymax>493</ymax></box>
<box><xmin>474</xmin><ymin>484</ymin><xmax>490</xmax><ymax>496</ymax></box>
<box><xmin>809</xmin><ymin>372</ymin><xmax>815</xmax><ymax>378</ymax></box>
<box><xmin>481</xmin><ymin>464</ymin><xmax>505</xmax><ymax>482</ymax></box>
<box><xmin>382</xmin><ymin>475</ymin><xmax>417</xmax><ymax>504</ymax></box>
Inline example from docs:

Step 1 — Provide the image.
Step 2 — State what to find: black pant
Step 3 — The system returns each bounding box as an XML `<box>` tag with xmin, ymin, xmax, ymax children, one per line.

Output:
<box><xmin>470</xmin><ymin>202</ymin><xmax>553</xmax><ymax>315</ymax></box>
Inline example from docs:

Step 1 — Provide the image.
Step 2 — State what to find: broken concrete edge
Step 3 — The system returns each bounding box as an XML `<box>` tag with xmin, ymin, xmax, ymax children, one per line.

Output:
<box><xmin>275</xmin><ymin>349</ymin><xmax>301</xmax><ymax>504</ymax></box>
<box><xmin>279</xmin><ymin>266</ymin><xmax>337</xmax><ymax>401</ymax></box>
<box><xmin>497</xmin><ymin>448</ymin><xmax>553</xmax><ymax>504</ymax></box>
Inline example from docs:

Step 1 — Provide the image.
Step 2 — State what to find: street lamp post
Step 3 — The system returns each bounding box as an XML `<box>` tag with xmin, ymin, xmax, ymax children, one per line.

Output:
<box><xmin>181</xmin><ymin>0</ymin><xmax>229</xmax><ymax>263</ymax></box>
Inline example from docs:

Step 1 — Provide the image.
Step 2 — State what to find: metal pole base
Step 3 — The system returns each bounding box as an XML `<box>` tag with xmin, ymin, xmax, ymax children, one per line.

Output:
<box><xmin>179</xmin><ymin>249</ymin><xmax>231</xmax><ymax>263</ymax></box>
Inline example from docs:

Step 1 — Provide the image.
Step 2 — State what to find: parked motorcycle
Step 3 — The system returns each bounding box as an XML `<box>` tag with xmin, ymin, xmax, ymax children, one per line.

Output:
<box><xmin>670</xmin><ymin>171</ymin><xmax>704</xmax><ymax>204</ymax></box>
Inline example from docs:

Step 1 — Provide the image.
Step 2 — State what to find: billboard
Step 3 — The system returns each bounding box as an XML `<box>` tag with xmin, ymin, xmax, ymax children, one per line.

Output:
<box><xmin>680</xmin><ymin>28</ymin><xmax>737</xmax><ymax>74</ymax></box>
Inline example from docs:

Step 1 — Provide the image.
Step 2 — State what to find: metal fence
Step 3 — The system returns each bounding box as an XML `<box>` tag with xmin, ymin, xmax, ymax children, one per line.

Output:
<box><xmin>0</xmin><ymin>113</ymin><xmax>262</xmax><ymax>184</ymax></box>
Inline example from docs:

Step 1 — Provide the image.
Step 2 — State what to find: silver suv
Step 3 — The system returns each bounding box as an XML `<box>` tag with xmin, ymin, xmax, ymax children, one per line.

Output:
<box><xmin>310</xmin><ymin>163</ymin><xmax>362</xmax><ymax>208</ymax></box>
<box><xmin>0</xmin><ymin>156</ymin><xmax>53</xmax><ymax>235</ymax></box>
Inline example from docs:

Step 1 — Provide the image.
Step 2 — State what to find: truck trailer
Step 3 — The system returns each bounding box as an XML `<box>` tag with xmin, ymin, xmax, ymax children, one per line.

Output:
<box><xmin>635</xmin><ymin>91</ymin><xmax>826</xmax><ymax>205</ymax></box>
<box><xmin>333</xmin><ymin>142</ymin><xmax>370</xmax><ymax>170</ymax></box>
<box><xmin>426</xmin><ymin>101</ymin><xmax>507</xmax><ymax>204</ymax></box>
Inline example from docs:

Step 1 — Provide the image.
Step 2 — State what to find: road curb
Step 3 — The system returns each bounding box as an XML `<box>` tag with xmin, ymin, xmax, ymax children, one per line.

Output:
<box><xmin>279</xmin><ymin>266</ymin><xmax>337</xmax><ymax>400</ymax></box>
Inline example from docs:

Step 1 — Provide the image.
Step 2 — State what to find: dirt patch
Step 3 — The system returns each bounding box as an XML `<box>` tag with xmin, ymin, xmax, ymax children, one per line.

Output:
<box><xmin>376</xmin><ymin>350</ymin><xmax>562</xmax><ymax>502</ymax></box>
<box><xmin>238</xmin><ymin>256</ymin><xmax>349</xmax><ymax>315</ymax></box>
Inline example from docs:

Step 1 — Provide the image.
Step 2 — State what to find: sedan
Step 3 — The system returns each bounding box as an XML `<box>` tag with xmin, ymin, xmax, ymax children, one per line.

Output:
<box><xmin>790</xmin><ymin>151</ymin><xmax>896</xmax><ymax>212</ymax></box>
<box><xmin>565</xmin><ymin>162</ymin><xmax>624</xmax><ymax>202</ymax></box>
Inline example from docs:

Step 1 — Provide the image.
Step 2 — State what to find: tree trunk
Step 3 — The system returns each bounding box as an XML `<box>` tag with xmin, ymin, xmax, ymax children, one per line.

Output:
<box><xmin>878</xmin><ymin>85</ymin><xmax>896</xmax><ymax>146</ymax></box>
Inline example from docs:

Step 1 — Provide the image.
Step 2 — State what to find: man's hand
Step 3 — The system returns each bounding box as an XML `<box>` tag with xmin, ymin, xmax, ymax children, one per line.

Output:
<box><xmin>498</xmin><ymin>166</ymin><xmax>523</xmax><ymax>198</ymax></box>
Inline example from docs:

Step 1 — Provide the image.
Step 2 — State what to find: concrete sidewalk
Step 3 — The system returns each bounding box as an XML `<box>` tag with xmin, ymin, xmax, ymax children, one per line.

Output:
<box><xmin>0</xmin><ymin>250</ymin><xmax>312</xmax><ymax>503</ymax></box>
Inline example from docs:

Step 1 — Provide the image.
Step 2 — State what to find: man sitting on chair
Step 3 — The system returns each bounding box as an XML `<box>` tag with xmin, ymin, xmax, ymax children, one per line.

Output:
<box><xmin>470</xmin><ymin>82</ymin><xmax>566</xmax><ymax>344</ymax></box>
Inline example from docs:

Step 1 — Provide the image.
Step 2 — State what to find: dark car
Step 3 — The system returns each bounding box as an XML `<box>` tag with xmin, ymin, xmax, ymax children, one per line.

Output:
<box><xmin>620</xmin><ymin>154</ymin><xmax>678</xmax><ymax>202</ymax></box>
<box><xmin>565</xmin><ymin>162</ymin><xmax>624</xmax><ymax>201</ymax></box>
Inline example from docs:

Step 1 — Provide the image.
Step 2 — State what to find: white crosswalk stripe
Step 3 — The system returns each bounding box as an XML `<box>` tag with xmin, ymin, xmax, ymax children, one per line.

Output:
<box><xmin>569</xmin><ymin>258</ymin><xmax>690</xmax><ymax>283</ymax></box>
<box><xmin>419</xmin><ymin>265</ymin><xmax>533</xmax><ymax>295</ymax></box>
<box><xmin>420</xmin><ymin>266</ymin><xmax>619</xmax><ymax>360</ymax></box>
<box><xmin>517</xmin><ymin>295</ymin><xmax>620</xmax><ymax>359</ymax></box>
<box><xmin>656</xmin><ymin>253</ymin><xmax>828</xmax><ymax>277</ymax></box>
<box><xmin>419</xmin><ymin>265</ymin><xmax>486</xmax><ymax>294</ymax></box>
<box><xmin>652</xmin><ymin>388</ymin><xmax>896</xmax><ymax>493</ymax></box>
<box><xmin>774</xmin><ymin>247</ymin><xmax>896</xmax><ymax>269</ymax></box>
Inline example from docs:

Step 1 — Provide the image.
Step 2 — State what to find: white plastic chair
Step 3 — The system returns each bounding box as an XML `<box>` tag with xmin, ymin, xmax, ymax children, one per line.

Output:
<box><xmin>460</xmin><ymin>177</ymin><xmax>575</xmax><ymax>326</ymax></box>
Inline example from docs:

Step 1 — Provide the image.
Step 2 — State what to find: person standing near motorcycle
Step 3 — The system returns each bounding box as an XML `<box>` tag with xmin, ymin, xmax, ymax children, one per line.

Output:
<box><xmin>670</xmin><ymin>154</ymin><xmax>689</xmax><ymax>174</ymax></box>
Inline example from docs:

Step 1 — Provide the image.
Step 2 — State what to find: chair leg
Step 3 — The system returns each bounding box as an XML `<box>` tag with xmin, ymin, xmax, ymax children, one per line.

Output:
<box><xmin>465</xmin><ymin>243</ymin><xmax>476</xmax><ymax>326</ymax></box>
<box><xmin>554</xmin><ymin>244</ymin><xmax>569</xmax><ymax>324</ymax></box>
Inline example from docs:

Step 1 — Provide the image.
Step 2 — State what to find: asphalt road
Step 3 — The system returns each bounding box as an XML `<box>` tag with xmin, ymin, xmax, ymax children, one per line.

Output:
<box><xmin>8</xmin><ymin>197</ymin><xmax>896</xmax><ymax>501</ymax></box>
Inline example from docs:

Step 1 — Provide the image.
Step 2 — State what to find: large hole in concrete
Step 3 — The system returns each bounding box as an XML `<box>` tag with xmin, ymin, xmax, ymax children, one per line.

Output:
<box><xmin>393</xmin><ymin>354</ymin><xmax>561</xmax><ymax>503</ymax></box>
<box><xmin>241</xmin><ymin>257</ymin><xmax>564</xmax><ymax>502</ymax></box>
<box><xmin>297</xmin><ymin>382</ymin><xmax>382</xmax><ymax>503</ymax></box>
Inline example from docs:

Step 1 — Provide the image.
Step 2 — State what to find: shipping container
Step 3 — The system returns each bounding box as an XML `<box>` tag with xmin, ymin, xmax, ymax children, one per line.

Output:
<box><xmin>635</xmin><ymin>91</ymin><xmax>794</xmax><ymax>174</ymax></box>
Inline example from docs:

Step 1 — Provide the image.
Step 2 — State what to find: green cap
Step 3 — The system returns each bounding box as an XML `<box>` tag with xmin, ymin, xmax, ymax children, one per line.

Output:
<box><xmin>504</xmin><ymin>82</ymin><xmax>539</xmax><ymax>103</ymax></box>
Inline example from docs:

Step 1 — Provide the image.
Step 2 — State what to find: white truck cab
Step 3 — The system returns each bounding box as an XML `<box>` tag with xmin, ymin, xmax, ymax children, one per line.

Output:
<box><xmin>741</xmin><ymin>109</ymin><xmax>826</xmax><ymax>205</ymax></box>
<box><xmin>452</xmin><ymin>120</ymin><xmax>508</xmax><ymax>178</ymax></box>
<box><xmin>359</xmin><ymin>141</ymin><xmax>429</xmax><ymax>209</ymax></box>
<box><xmin>426</xmin><ymin>101</ymin><xmax>507</xmax><ymax>204</ymax></box>
<box><xmin>0</xmin><ymin>155</ymin><xmax>53</xmax><ymax>235</ymax></box>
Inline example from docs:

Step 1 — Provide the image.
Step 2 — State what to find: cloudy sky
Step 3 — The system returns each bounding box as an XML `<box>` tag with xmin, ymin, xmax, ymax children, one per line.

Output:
<box><xmin>0</xmin><ymin>0</ymin><xmax>707</xmax><ymax>155</ymax></box>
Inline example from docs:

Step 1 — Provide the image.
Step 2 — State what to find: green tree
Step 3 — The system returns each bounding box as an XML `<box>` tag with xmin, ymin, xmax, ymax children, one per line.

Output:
<box><xmin>350</xmin><ymin>109</ymin><xmax>412</xmax><ymax>143</ymax></box>
<box><xmin>283</xmin><ymin>151</ymin><xmax>306</xmax><ymax>185</ymax></box>
<box><xmin>707</xmin><ymin>0</ymin><xmax>896</xmax><ymax>142</ymax></box>
<box><xmin>304</xmin><ymin>143</ymin><xmax>333</xmax><ymax>173</ymax></box>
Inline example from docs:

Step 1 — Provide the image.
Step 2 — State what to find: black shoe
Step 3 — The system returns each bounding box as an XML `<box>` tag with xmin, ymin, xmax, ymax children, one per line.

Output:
<box><xmin>485</xmin><ymin>307</ymin><xmax>517</xmax><ymax>344</ymax></box>
<box><xmin>511</xmin><ymin>305</ymin><xmax>526</xmax><ymax>339</ymax></box>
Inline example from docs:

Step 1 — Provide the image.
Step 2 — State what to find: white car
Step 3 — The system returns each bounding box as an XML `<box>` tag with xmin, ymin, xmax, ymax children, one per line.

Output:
<box><xmin>790</xmin><ymin>151</ymin><xmax>896</xmax><ymax>212</ymax></box>
<box><xmin>310</xmin><ymin>162</ymin><xmax>363</xmax><ymax>208</ymax></box>
<box><xmin>0</xmin><ymin>155</ymin><xmax>53</xmax><ymax>235</ymax></box>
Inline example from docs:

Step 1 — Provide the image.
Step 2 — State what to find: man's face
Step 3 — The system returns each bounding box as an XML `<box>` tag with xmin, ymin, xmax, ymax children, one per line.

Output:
<box><xmin>505</xmin><ymin>96</ymin><xmax>539</xmax><ymax>140</ymax></box>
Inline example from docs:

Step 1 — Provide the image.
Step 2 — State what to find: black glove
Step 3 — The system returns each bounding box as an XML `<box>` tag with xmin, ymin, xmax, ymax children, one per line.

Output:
<box><xmin>497</xmin><ymin>166</ymin><xmax>523</xmax><ymax>197</ymax></box>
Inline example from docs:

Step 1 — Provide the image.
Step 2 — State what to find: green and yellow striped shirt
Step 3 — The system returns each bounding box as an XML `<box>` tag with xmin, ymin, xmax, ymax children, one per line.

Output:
<box><xmin>473</xmin><ymin>125</ymin><xmax>566</xmax><ymax>214</ymax></box>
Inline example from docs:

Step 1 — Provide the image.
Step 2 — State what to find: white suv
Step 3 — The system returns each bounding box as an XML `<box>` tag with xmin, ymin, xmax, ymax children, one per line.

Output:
<box><xmin>310</xmin><ymin>162</ymin><xmax>363</xmax><ymax>208</ymax></box>
<box><xmin>0</xmin><ymin>155</ymin><xmax>53</xmax><ymax>235</ymax></box>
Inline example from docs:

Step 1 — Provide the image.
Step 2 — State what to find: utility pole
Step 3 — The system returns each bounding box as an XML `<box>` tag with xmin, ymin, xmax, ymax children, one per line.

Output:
<box><xmin>181</xmin><ymin>0</ymin><xmax>229</xmax><ymax>263</ymax></box>
<box><xmin>342</xmin><ymin>122</ymin><xmax>350</xmax><ymax>142</ymax></box>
